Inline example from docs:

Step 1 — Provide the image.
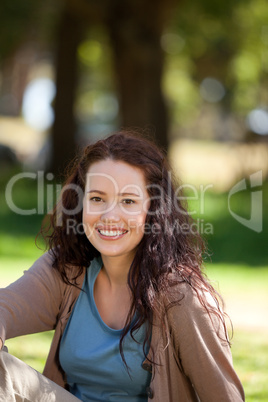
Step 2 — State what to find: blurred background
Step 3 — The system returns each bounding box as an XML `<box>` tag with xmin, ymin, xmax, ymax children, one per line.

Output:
<box><xmin>0</xmin><ymin>0</ymin><xmax>267</xmax><ymax>400</ymax></box>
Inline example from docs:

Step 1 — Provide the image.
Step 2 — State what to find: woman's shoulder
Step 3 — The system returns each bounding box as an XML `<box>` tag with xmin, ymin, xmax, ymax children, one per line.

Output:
<box><xmin>24</xmin><ymin>250</ymin><xmax>84</xmax><ymax>289</ymax></box>
<box><xmin>26</xmin><ymin>251</ymin><xmax>59</xmax><ymax>278</ymax></box>
<box><xmin>162</xmin><ymin>275</ymin><xmax>227</xmax><ymax>339</ymax></box>
<box><xmin>164</xmin><ymin>275</ymin><xmax>220</xmax><ymax>319</ymax></box>
<box><xmin>164</xmin><ymin>279</ymin><xmax>197</xmax><ymax>309</ymax></box>
<box><xmin>16</xmin><ymin>251</ymin><xmax>64</xmax><ymax>293</ymax></box>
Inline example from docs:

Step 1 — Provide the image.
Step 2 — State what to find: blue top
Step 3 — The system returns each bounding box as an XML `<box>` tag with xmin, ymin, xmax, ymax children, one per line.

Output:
<box><xmin>59</xmin><ymin>257</ymin><xmax>151</xmax><ymax>402</ymax></box>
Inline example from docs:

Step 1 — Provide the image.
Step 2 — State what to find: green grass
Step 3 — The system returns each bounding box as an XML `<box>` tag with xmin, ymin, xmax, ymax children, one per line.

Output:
<box><xmin>232</xmin><ymin>330</ymin><xmax>268</xmax><ymax>402</ymax></box>
<box><xmin>206</xmin><ymin>263</ymin><xmax>268</xmax><ymax>296</ymax></box>
<box><xmin>206</xmin><ymin>264</ymin><xmax>268</xmax><ymax>401</ymax></box>
<box><xmin>0</xmin><ymin>257</ymin><xmax>42</xmax><ymax>286</ymax></box>
<box><xmin>5</xmin><ymin>332</ymin><xmax>54</xmax><ymax>373</ymax></box>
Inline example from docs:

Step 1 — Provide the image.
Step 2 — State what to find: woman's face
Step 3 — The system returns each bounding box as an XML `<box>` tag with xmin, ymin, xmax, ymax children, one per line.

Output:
<box><xmin>83</xmin><ymin>159</ymin><xmax>150</xmax><ymax>260</ymax></box>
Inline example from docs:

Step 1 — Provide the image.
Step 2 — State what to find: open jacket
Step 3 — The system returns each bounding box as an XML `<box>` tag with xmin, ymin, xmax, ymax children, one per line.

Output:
<box><xmin>0</xmin><ymin>252</ymin><xmax>245</xmax><ymax>401</ymax></box>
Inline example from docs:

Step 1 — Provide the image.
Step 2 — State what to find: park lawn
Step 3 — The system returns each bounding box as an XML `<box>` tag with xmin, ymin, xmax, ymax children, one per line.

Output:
<box><xmin>207</xmin><ymin>263</ymin><xmax>268</xmax><ymax>402</ymax></box>
<box><xmin>232</xmin><ymin>330</ymin><xmax>268</xmax><ymax>402</ymax></box>
<box><xmin>1</xmin><ymin>257</ymin><xmax>268</xmax><ymax>401</ymax></box>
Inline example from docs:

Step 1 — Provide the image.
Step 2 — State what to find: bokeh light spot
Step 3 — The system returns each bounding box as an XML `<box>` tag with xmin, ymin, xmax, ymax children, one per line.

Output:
<box><xmin>200</xmin><ymin>77</ymin><xmax>225</xmax><ymax>103</ymax></box>
<box><xmin>78</xmin><ymin>40</ymin><xmax>102</xmax><ymax>67</ymax></box>
<box><xmin>22</xmin><ymin>78</ymin><xmax>56</xmax><ymax>131</ymax></box>
<box><xmin>93</xmin><ymin>94</ymin><xmax>118</xmax><ymax>121</ymax></box>
<box><xmin>247</xmin><ymin>108</ymin><xmax>268</xmax><ymax>135</ymax></box>
<box><xmin>161</xmin><ymin>33</ymin><xmax>185</xmax><ymax>55</ymax></box>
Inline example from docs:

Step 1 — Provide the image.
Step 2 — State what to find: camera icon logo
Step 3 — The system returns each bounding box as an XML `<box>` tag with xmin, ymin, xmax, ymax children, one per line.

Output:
<box><xmin>228</xmin><ymin>171</ymin><xmax>263</xmax><ymax>233</ymax></box>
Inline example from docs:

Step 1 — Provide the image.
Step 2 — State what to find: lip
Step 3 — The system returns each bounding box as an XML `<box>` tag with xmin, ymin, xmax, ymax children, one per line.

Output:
<box><xmin>95</xmin><ymin>227</ymin><xmax>128</xmax><ymax>240</ymax></box>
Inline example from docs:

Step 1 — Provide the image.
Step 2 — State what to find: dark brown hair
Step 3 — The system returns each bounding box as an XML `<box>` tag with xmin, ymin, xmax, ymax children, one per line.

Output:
<box><xmin>41</xmin><ymin>130</ymin><xmax>228</xmax><ymax>368</ymax></box>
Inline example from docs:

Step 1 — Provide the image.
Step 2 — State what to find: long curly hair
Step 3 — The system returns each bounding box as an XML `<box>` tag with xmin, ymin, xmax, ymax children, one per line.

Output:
<box><xmin>41</xmin><ymin>130</ymin><xmax>229</xmax><ymax>368</ymax></box>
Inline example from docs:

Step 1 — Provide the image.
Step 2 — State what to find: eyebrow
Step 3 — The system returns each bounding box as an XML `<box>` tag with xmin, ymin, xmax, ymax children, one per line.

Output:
<box><xmin>87</xmin><ymin>190</ymin><xmax>141</xmax><ymax>197</ymax></box>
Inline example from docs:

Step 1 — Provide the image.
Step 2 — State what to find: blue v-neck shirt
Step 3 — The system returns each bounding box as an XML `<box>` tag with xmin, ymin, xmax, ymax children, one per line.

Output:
<box><xmin>59</xmin><ymin>257</ymin><xmax>151</xmax><ymax>401</ymax></box>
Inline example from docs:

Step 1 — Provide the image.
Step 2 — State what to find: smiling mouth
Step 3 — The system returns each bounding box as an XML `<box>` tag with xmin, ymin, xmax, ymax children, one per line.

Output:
<box><xmin>97</xmin><ymin>229</ymin><xmax>128</xmax><ymax>238</ymax></box>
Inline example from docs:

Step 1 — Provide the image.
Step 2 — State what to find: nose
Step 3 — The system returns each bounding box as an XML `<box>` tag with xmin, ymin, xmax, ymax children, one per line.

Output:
<box><xmin>100</xmin><ymin>202</ymin><xmax>121</xmax><ymax>223</ymax></box>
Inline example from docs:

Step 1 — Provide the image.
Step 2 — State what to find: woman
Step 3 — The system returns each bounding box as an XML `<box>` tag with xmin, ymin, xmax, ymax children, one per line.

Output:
<box><xmin>0</xmin><ymin>131</ymin><xmax>244</xmax><ymax>401</ymax></box>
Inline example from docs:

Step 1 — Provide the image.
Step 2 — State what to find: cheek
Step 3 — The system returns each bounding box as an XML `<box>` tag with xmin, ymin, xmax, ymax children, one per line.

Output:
<box><xmin>128</xmin><ymin>212</ymin><xmax>147</xmax><ymax>234</ymax></box>
<box><xmin>139</xmin><ymin>211</ymin><xmax>148</xmax><ymax>225</ymax></box>
<box><xmin>82</xmin><ymin>209</ymin><xmax>96</xmax><ymax>239</ymax></box>
<box><xmin>82</xmin><ymin>209</ymin><xmax>89</xmax><ymax>226</ymax></box>
<box><xmin>82</xmin><ymin>199</ymin><xmax>97</xmax><ymax>224</ymax></box>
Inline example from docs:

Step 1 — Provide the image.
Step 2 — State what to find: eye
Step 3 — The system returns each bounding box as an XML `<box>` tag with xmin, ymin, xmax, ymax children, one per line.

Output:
<box><xmin>122</xmin><ymin>198</ymin><xmax>135</xmax><ymax>205</ymax></box>
<box><xmin>90</xmin><ymin>196</ymin><xmax>103</xmax><ymax>202</ymax></box>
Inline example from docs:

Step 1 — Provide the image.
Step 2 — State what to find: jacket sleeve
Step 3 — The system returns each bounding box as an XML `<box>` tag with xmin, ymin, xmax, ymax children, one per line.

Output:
<box><xmin>0</xmin><ymin>252</ymin><xmax>65</xmax><ymax>347</ymax></box>
<box><xmin>167</xmin><ymin>283</ymin><xmax>245</xmax><ymax>402</ymax></box>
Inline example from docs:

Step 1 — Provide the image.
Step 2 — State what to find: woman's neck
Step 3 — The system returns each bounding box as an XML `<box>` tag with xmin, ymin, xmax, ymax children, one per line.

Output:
<box><xmin>100</xmin><ymin>253</ymin><xmax>135</xmax><ymax>289</ymax></box>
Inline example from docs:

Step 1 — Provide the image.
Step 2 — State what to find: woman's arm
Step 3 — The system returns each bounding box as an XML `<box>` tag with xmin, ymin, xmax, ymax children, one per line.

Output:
<box><xmin>0</xmin><ymin>252</ymin><xmax>65</xmax><ymax>346</ymax></box>
<box><xmin>167</xmin><ymin>283</ymin><xmax>245</xmax><ymax>402</ymax></box>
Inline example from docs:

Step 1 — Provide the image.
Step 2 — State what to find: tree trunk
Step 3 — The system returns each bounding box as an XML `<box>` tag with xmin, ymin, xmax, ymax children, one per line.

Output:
<box><xmin>106</xmin><ymin>1</ymin><xmax>173</xmax><ymax>151</ymax></box>
<box><xmin>51</xmin><ymin>6</ymin><xmax>83</xmax><ymax>177</ymax></box>
<box><xmin>0</xmin><ymin>44</ymin><xmax>36</xmax><ymax>116</ymax></box>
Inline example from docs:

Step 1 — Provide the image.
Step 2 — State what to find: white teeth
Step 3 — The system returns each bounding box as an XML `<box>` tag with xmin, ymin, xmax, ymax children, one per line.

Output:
<box><xmin>98</xmin><ymin>230</ymin><xmax>127</xmax><ymax>237</ymax></box>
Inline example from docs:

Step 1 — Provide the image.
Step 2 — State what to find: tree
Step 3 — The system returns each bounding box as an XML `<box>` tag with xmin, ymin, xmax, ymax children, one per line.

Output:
<box><xmin>51</xmin><ymin>5</ymin><xmax>84</xmax><ymax>177</ymax></box>
<box><xmin>105</xmin><ymin>0</ymin><xmax>174</xmax><ymax>151</ymax></box>
<box><xmin>0</xmin><ymin>0</ymin><xmax>41</xmax><ymax>115</ymax></box>
<box><xmin>50</xmin><ymin>0</ymin><xmax>175</xmax><ymax>175</ymax></box>
<box><xmin>0</xmin><ymin>0</ymin><xmax>176</xmax><ymax>173</ymax></box>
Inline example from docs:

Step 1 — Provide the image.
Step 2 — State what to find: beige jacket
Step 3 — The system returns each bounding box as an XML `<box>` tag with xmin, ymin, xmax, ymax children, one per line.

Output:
<box><xmin>0</xmin><ymin>252</ymin><xmax>245</xmax><ymax>401</ymax></box>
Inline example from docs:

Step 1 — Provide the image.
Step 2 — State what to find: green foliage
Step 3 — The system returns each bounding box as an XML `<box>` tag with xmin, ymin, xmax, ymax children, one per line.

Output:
<box><xmin>162</xmin><ymin>0</ymin><xmax>268</xmax><ymax>127</ymax></box>
<box><xmin>228</xmin><ymin>0</ymin><xmax>268</xmax><ymax>113</ymax></box>
<box><xmin>1</xmin><ymin>0</ymin><xmax>266</xmax><ymax>141</ymax></box>
<box><xmin>0</xmin><ymin>0</ymin><xmax>61</xmax><ymax>61</ymax></box>
<box><xmin>0</xmin><ymin>0</ymin><xmax>38</xmax><ymax>59</ymax></box>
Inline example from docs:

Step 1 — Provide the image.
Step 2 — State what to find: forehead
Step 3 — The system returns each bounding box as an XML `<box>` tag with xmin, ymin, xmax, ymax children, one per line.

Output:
<box><xmin>85</xmin><ymin>159</ymin><xmax>147</xmax><ymax>192</ymax></box>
